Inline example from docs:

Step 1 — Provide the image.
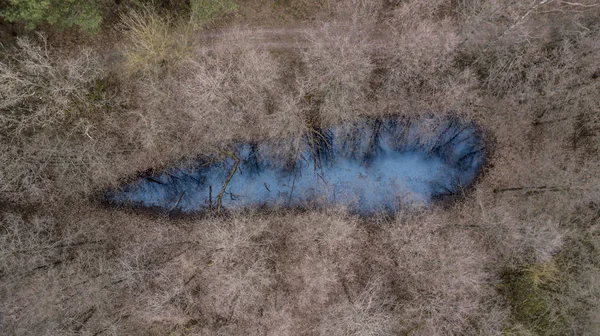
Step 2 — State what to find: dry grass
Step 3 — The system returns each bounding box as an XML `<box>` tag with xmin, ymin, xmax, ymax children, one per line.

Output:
<box><xmin>1</xmin><ymin>0</ymin><xmax>600</xmax><ymax>335</ymax></box>
<box><xmin>120</xmin><ymin>6</ymin><xmax>193</xmax><ymax>78</ymax></box>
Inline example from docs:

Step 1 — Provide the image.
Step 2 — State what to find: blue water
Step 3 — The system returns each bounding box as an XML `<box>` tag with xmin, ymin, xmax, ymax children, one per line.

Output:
<box><xmin>106</xmin><ymin>117</ymin><xmax>485</xmax><ymax>215</ymax></box>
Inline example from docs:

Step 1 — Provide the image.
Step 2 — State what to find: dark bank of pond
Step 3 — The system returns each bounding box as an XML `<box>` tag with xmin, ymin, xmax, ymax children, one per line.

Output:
<box><xmin>105</xmin><ymin>116</ymin><xmax>487</xmax><ymax>215</ymax></box>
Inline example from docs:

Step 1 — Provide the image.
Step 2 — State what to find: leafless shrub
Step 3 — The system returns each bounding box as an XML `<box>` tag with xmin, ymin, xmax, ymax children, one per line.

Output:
<box><xmin>0</xmin><ymin>210</ymin><xmax>114</xmax><ymax>335</ymax></box>
<box><xmin>0</xmin><ymin>35</ymin><xmax>110</xmax><ymax>203</ymax></box>
<box><xmin>380</xmin><ymin>17</ymin><xmax>464</xmax><ymax>114</ymax></box>
<box><xmin>182</xmin><ymin>41</ymin><xmax>303</xmax><ymax>141</ymax></box>
<box><xmin>319</xmin><ymin>279</ymin><xmax>398</xmax><ymax>336</ymax></box>
<box><xmin>148</xmin><ymin>31</ymin><xmax>308</xmax><ymax>164</ymax></box>
<box><xmin>2</xmin><ymin>195</ymin><xmax>598</xmax><ymax>335</ymax></box>
<box><xmin>0</xmin><ymin>33</ymin><xmax>176</xmax><ymax>204</ymax></box>
<box><xmin>194</xmin><ymin>216</ymin><xmax>276</xmax><ymax>321</ymax></box>
<box><xmin>329</xmin><ymin>0</ymin><xmax>383</xmax><ymax>24</ymax></box>
<box><xmin>2</xmin><ymin>0</ymin><xmax>600</xmax><ymax>335</ymax></box>
<box><xmin>389</xmin><ymin>0</ymin><xmax>460</xmax><ymax>21</ymax></box>
<box><xmin>0</xmin><ymin>34</ymin><xmax>101</xmax><ymax>135</ymax></box>
<box><xmin>375</xmin><ymin>210</ymin><xmax>491</xmax><ymax>335</ymax></box>
<box><xmin>455</xmin><ymin>0</ymin><xmax>600</xmax><ymax>97</ymax></box>
<box><xmin>298</xmin><ymin>23</ymin><xmax>375</xmax><ymax>125</ymax></box>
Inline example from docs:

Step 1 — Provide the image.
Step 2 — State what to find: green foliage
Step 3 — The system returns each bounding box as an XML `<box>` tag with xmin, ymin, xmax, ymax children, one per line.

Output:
<box><xmin>502</xmin><ymin>220</ymin><xmax>600</xmax><ymax>336</ymax></box>
<box><xmin>1</xmin><ymin>0</ymin><xmax>102</xmax><ymax>33</ymax></box>
<box><xmin>500</xmin><ymin>262</ymin><xmax>569</xmax><ymax>336</ymax></box>
<box><xmin>189</xmin><ymin>0</ymin><xmax>237</xmax><ymax>27</ymax></box>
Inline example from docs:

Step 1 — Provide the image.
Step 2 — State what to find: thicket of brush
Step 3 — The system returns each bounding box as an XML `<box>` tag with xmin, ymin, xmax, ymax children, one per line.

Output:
<box><xmin>1</xmin><ymin>0</ymin><xmax>599</xmax><ymax>335</ymax></box>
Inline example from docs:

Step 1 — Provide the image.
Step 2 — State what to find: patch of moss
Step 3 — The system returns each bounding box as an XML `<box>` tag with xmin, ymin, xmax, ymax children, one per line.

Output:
<box><xmin>189</xmin><ymin>0</ymin><xmax>237</xmax><ymax>27</ymax></box>
<box><xmin>500</xmin><ymin>262</ymin><xmax>569</xmax><ymax>336</ymax></box>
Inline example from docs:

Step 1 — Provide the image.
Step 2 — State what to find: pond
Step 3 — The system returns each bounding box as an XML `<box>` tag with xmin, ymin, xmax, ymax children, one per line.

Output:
<box><xmin>105</xmin><ymin>116</ymin><xmax>486</xmax><ymax>215</ymax></box>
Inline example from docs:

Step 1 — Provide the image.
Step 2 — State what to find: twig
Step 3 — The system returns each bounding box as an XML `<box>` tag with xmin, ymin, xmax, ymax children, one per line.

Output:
<box><xmin>493</xmin><ymin>185</ymin><xmax>598</xmax><ymax>193</ymax></box>
<box><xmin>288</xmin><ymin>164</ymin><xmax>299</xmax><ymax>207</ymax></box>
<box><xmin>337</xmin><ymin>270</ymin><xmax>353</xmax><ymax>303</ymax></box>
<box><xmin>470</xmin><ymin>0</ymin><xmax>555</xmax><ymax>67</ymax></box>
<box><xmin>494</xmin><ymin>186</ymin><xmax>562</xmax><ymax>193</ymax></box>
<box><xmin>316</xmin><ymin>172</ymin><xmax>328</xmax><ymax>186</ymax></box>
<box><xmin>9</xmin><ymin>240</ymin><xmax>104</xmax><ymax>254</ymax></box>
<box><xmin>147</xmin><ymin>177</ymin><xmax>164</xmax><ymax>185</ymax></box>
<box><xmin>92</xmin><ymin>314</ymin><xmax>130</xmax><ymax>336</ymax></box>
<box><xmin>560</xmin><ymin>1</ymin><xmax>600</xmax><ymax>7</ymax></box>
<box><xmin>217</xmin><ymin>151</ymin><xmax>240</xmax><ymax>214</ymax></box>
<box><xmin>169</xmin><ymin>191</ymin><xmax>186</xmax><ymax>212</ymax></box>
<box><xmin>72</xmin><ymin>307</ymin><xmax>96</xmax><ymax>332</ymax></box>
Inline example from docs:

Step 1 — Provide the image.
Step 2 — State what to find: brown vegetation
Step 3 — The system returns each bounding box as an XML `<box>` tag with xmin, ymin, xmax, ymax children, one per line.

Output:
<box><xmin>1</xmin><ymin>0</ymin><xmax>599</xmax><ymax>335</ymax></box>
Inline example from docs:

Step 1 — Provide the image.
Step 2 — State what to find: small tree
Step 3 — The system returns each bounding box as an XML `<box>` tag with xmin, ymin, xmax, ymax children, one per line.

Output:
<box><xmin>1</xmin><ymin>0</ymin><xmax>102</xmax><ymax>33</ymax></box>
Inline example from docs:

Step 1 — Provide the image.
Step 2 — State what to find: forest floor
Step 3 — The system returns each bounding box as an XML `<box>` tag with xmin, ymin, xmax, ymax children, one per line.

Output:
<box><xmin>1</xmin><ymin>1</ymin><xmax>599</xmax><ymax>335</ymax></box>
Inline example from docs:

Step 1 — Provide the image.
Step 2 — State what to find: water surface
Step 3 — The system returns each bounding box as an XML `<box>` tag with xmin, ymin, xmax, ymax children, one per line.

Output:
<box><xmin>106</xmin><ymin>117</ymin><xmax>485</xmax><ymax>215</ymax></box>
